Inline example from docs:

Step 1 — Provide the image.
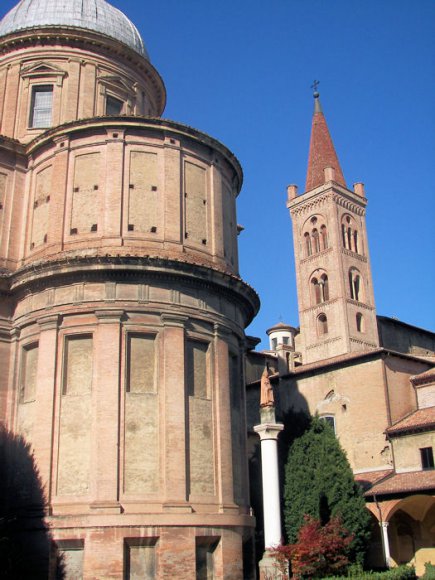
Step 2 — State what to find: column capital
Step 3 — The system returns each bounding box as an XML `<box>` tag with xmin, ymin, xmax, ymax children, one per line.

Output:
<box><xmin>160</xmin><ymin>313</ymin><xmax>188</xmax><ymax>328</ymax></box>
<box><xmin>37</xmin><ymin>313</ymin><xmax>61</xmax><ymax>330</ymax></box>
<box><xmin>379</xmin><ymin>521</ymin><xmax>389</xmax><ymax>529</ymax></box>
<box><xmin>254</xmin><ymin>422</ymin><xmax>284</xmax><ymax>441</ymax></box>
<box><xmin>213</xmin><ymin>323</ymin><xmax>231</xmax><ymax>339</ymax></box>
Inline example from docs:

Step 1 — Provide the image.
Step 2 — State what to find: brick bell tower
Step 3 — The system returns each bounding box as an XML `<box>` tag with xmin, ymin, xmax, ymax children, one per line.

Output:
<box><xmin>287</xmin><ymin>89</ymin><xmax>379</xmax><ymax>364</ymax></box>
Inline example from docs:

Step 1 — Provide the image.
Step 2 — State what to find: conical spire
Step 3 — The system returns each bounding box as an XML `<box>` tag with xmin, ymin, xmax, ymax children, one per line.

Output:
<box><xmin>305</xmin><ymin>90</ymin><xmax>346</xmax><ymax>192</ymax></box>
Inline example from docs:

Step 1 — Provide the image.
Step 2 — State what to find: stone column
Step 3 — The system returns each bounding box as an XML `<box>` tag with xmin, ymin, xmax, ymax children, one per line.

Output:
<box><xmin>90</xmin><ymin>309</ymin><xmax>124</xmax><ymax>512</ymax></box>
<box><xmin>254</xmin><ymin>411</ymin><xmax>284</xmax><ymax>579</ymax></box>
<box><xmin>380</xmin><ymin>522</ymin><xmax>392</xmax><ymax>568</ymax></box>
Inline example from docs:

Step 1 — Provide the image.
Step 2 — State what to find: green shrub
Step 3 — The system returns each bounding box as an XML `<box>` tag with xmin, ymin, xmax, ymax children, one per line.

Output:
<box><xmin>421</xmin><ymin>562</ymin><xmax>435</xmax><ymax>579</ymax></box>
<box><xmin>322</xmin><ymin>563</ymin><xmax>416</xmax><ymax>579</ymax></box>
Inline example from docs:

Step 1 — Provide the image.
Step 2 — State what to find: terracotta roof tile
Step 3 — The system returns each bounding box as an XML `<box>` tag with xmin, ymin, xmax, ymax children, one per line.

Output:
<box><xmin>386</xmin><ymin>406</ymin><xmax>435</xmax><ymax>435</ymax></box>
<box><xmin>411</xmin><ymin>367</ymin><xmax>435</xmax><ymax>385</ymax></box>
<box><xmin>355</xmin><ymin>470</ymin><xmax>394</xmax><ymax>492</ymax></box>
<box><xmin>305</xmin><ymin>95</ymin><xmax>346</xmax><ymax>191</ymax></box>
<box><xmin>365</xmin><ymin>470</ymin><xmax>435</xmax><ymax>496</ymax></box>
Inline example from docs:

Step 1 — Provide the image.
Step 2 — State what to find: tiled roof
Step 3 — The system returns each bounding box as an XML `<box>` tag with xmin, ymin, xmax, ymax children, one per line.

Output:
<box><xmin>411</xmin><ymin>367</ymin><xmax>435</xmax><ymax>385</ymax></box>
<box><xmin>355</xmin><ymin>470</ymin><xmax>394</xmax><ymax>492</ymax></box>
<box><xmin>365</xmin><ymin>470</ymin><xmax>435</xmax><ymax>496</ymax></box>
<box><xmin>292</xmin><ymin>348</ymin><xmax>384</xmax><ymax>374</ymax></box>
<box><xmin>305</xmin><ymin>94</ymin><xmax>346</xmax><ymax>191</ymax></box>
<box><xmin>386</xmin><ymin>406</ymin><xmax>435</xmax><ymax>436</ymax></box>
<box><xmin>288</xmin><ymin>349</ymin><xmax>434</xmax><ymax>378</ymax></box>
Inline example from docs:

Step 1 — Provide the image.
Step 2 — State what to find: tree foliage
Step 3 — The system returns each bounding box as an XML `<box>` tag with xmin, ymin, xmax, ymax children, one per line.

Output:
<box><xmin>274</xmin><ymin>515</ymin><xmax>353</xmax><ymax>579</ymax></box>
<box><xmin>284</xmin><ymin>416</ymin><xmax>371</xmax><ymax>564</ymax></box>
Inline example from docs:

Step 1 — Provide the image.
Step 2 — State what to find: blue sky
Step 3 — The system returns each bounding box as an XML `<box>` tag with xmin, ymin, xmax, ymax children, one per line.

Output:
<box><xmin>2</xmin><ymin>0</ymin><xmax>434</xmax><ymax>347</ymax></box>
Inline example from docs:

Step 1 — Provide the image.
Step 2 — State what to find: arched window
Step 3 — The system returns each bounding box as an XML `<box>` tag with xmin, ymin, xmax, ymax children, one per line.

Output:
<box><xmin>303</xmin><ymin>215</ymin><xmax>328</xmax><ymax>257</ymax></box>
<box><xmin>354</xmin><ymin>275</ymin><xmax>361</xmax><ymax>301</ymax></box>
<box><xmin>349</xmin><ymin>269</ymin><xmax>363</xmax><ymax>302</ymax></box>
<box><xmin>311</xmin><ymin>277</ymin><xmax>321</xmax><ymax>304</ymax></box>
<box><xmin>318</xmin><ymin>313</ymin><xmax>328</xmax><ymax>335</ymax></box>
<box><xmin>319</xmin><ymin>274</ymin><xmax>329</xmax><ymax>302</ymax></box>
<box><xmin>356</xmin><ymin>313</ymin><xmax>364</xmax><ymax>332</ymax></box>
<box><xmin>353</xmin><ymin>231</ymin><xmax>359</xmax><ymax>254</ymax></box>
<box><xmin>312</xmin><ymin>229</ymin><xmax>320</xmax><ymax>253</ymax></box>
<box><xmin>304</xmin><ymin>232</ymin><xmax>312</xmax><ymax>257</ymax></box>
<box><xmin>341</xmin><ymin>224</ymin><xmax>347</xmax><ymax>248</ymax></box>
<box><xmin>320</xmin><ymin>225</ymin><xmax>328</xmax><ymax>250</ymax></box>
<box><xmin>311</xmin><ymin>273</ymin><xmax>329</xmax><ymax>304</ymax></box>
<box><xmin>341</xmin><ymin>215</ymin><xmax>362</xmax><ymax>254</ymax></box>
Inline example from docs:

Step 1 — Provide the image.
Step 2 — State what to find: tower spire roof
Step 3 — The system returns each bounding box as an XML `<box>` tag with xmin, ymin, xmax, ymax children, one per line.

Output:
<box><xmin>305</xmin><ymin>90</ymin><xmax>346</xmax><ymax>192</ymax></box>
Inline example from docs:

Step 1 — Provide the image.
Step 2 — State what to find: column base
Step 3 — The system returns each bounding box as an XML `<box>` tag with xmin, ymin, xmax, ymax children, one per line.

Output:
<box><xmin>258</xmin><ymin>550</ymin><xmax>288</xmax><ymax>580</ymax></box>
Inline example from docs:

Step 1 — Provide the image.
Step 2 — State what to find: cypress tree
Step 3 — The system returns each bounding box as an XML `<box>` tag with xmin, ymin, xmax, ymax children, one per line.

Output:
<box><xmin>284</xmin><ymin>416</ymin><xmax>371</xmax><ymax>564</ymax></box>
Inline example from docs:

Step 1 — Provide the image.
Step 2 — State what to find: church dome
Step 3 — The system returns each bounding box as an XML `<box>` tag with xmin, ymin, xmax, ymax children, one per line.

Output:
<box><xmin>0</xmin><ymin>0</ymin><xmax>148</xmax><ymax>58</ymax></box>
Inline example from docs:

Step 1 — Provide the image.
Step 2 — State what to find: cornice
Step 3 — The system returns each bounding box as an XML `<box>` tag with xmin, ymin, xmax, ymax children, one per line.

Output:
<box><xmin>8</xmin><ymin>255</ymin><xmax>260</xmax><ymax>326</ymax></box>
<box><xmin>0</xmin><ymin>135</ymin><xmax>26</xmax><ymax>156</ymax></box>
<box><xmin>342</xmin><ymin>248</ymin><xmax>368</xmax><ymax>263</ymax></box>
<box><xmin>24</xmin><ymin>116</ymin><xmax>243</xmax><ymax>193</ymax></box>
<box><xmin>289</xmin><ymin>185</ymin><xmax>366</xmax><ymax>217</ymax></box>
<box><xmin>301</xmin><ymin>247</ymin><xmax>333</xmax><ymax>265</ymax></box>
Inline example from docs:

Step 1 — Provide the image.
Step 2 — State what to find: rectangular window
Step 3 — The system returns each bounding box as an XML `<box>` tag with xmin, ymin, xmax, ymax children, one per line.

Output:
<box><xmin>106</xmin><ymin>95</ymin><xmax>124</xmax><ymax>115</ymax></box>
<box><xmin>420</xmin><ymin>447</ymin><xmax>434</xmax><ymax>470</ymax></box>
<box><xmin>30</xmin><ymin>85</ymin><xmax>53</xmax><ymax>128</ymax></box>
<box><xmin>63</xmin><ymin>335</ymin><xmax>93</xmax><ymax>395</ymax></box>
<box><xmin>127</xmin><ymin>334</ymin><xmax>156</xmax><ymax>393</ymax></box>
<box><xmin>125</xmin><ymin>538</ymin><xmax>157</xmax><ymax>580</ymax></box>
<box><xmin>320</xmin><ymin>415</ymin><xmax>336</xmax><ymax>434</ymax></box>
<box><xmin>51</xmin><ymin>540</ymin><xmax>84</xmax><ymax>580</ymax></box>
<box><xmin>186</xmin><ymin>340</ymin><xmax>209</xmax><ymax>398</ymax></box>
<box><xmin>195</xmin><ymin>537</ymin><xmax>219</xmax><ymax>580</ymax></box>
<box><xmin>21</xmin><ymin>343</ymin><xmax>39</xmax><ymax>402</ymax></box>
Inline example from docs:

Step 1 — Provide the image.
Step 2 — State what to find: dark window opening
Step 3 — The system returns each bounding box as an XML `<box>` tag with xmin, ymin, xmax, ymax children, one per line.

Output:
<box><xmin>318</xmin><ymin>313</ymin><xmax>328</xmax><ymax>335</ymax></box>
<box><xmin>312</xmin><ymin>229</ymin><xmax>320</xmax><ymax>253</ymax></box>
<box><xmin>106</xmin><ymin>95</ymin><xmax>123</xmax><ymax>116</ymax></box>
<box><xmin>320</xmin><ymin>415</ymin><xmax>336</xmax><ymax>433</ymax></box>
<box><xmin>321</xmin><ymin>225</ymin><xmax>328</xmax><ymax>250</ymax></box>
<box><xmin>420</xmin><ymin>447</ymin><xmax>434</xmax><ymax>470</ymax></box>
<box><xmin>305</xmin><ymin>232</ymin><xmax>312</xmax><ymax>257</ymax></box>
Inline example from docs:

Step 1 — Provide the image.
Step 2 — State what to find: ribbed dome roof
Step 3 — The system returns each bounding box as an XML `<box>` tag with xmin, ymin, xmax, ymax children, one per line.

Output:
<box><xmin>0</xmin><ymin>0</ymin><xmax>148</xmax><ymax>58</ymax></box>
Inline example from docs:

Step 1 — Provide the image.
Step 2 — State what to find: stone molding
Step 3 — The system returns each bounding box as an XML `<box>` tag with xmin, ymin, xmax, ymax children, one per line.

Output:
<box><xmin>37</xmin><ymin>313</ymin><xmax>61</xmax><ymax>330</ymax></box>
<box><xmin>94</xmin><ymin>309</ymin><xmax>125</xmax><ymax>323</ymax></box>
<box><xmin>342</xmin><ymin>247</ymin><xmax>368</xmax><ymax>262</ymax></box>
<box><xmin>253</xmin><ymin>422</ymin><xmax>284</xmax><ymax>441</ymax></box>
<box><xmin>160</xmin><ymin>313</ymin><xmax>188</xmax><ymax>328</ymax></box>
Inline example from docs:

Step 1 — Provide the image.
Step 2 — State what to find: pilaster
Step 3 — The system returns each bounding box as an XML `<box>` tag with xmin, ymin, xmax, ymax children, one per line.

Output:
<box><xmin>90</xmin><ymin>309</ymin><xmax>124</xmax><ymax>512</ymax></box>
<box><xmin>33</xmin><ymin>313</ymin><xmax>61</xmax><ymax>499</ymax></box>
<box><xmin>213</xmin><ymin>323</ymin><xmax>236</xmax><ymax>511</ymax></box>
<box><xmin>161</xmin><ymin>313</ymin><xmax>190</xmax><ymax>510</ymax></box>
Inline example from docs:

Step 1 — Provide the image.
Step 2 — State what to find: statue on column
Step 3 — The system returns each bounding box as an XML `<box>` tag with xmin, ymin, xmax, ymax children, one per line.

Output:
<box><xmin>260</xmin><ymin>365</ymin><xmax>274</xmax><ymax>408</ymax></box>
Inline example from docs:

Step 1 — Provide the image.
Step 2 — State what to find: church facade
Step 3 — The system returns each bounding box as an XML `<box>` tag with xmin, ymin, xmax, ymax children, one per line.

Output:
<box><xmin>0</xmin><ymin>1</ymin><xmax>259</xmax><ymax>578</ymax></box>
<box><xmin>246</xmin><ymin>92</ymin><xmax>435</xmax><ymax>576</ymax></box>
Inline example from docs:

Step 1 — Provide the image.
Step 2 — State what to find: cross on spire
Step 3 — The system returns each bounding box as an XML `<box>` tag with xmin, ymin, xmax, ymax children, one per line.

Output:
<box><xmin>311</xmin><ymin>80</ymin><xmax>320</xmax><ymax>95</ymax></box>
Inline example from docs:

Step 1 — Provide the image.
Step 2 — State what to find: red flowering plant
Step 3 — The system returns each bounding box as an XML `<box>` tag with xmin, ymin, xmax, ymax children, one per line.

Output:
<box><xmin>271</xmin><ymin>515</ymin><xmax>353</xmax><ymax>579</ymax></box>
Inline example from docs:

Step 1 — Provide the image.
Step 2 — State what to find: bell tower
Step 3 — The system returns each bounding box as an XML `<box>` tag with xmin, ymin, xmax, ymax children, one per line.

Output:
<box><xmin>287</xmin><ymin>90</ymin><xmax>379</xmax><ymax>364</ymax></box>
